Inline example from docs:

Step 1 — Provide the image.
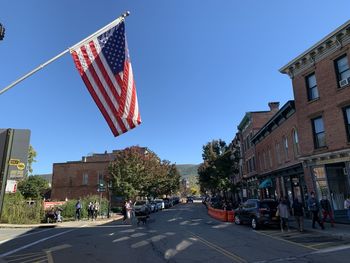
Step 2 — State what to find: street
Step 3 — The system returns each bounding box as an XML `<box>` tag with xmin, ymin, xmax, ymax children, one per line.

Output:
<box><xmin>1</xmin><ymin>203</ymin><xmax>350</xmax><ymax>263</ymax></box>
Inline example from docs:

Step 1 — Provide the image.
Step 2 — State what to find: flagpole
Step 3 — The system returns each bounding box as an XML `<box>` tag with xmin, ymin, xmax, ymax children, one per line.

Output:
<box><xmin>0</xmin><ymin>11</ymin><xmax>130</xmax><ymax>96</ymax></box>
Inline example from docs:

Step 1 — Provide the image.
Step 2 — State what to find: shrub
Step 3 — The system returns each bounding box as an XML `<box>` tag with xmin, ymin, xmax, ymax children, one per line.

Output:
<box><xmin>0</xmin><ymin>192</ymin><xmax>44</xmax><ymax>224</ymax></box>
<box><xmin>61</xmin><ymin>195</ymin><xmax>109</xmax><ymax>220</ymax></box>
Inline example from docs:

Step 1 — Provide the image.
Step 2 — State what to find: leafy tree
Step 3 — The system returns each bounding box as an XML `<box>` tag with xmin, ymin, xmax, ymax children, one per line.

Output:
<box><xmin>109</xmin><ymin>146</ymin><xmax>180</xmax><ymax>199</ymax></box>
<box><xmin>27</xmin><ymin>145</ymin><xmax>37</xmax><ymax>175</ymax></box>
<box><xmin>198</xmin><ymin>139</ymin><xmax>237</xmax><ymax>200</ymax></box>
<box><xmin>17</xmin><ymin>175</ymin><xmax>49</xmax><ymax>199</ymax></box>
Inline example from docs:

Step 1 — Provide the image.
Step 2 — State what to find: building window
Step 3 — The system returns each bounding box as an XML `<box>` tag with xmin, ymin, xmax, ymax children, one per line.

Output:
<box><xmin>98</xmin><ymin>172</ymin><xmax>104</xmax><ymax>185</ymax></box>
<box><xmin>82</xmin><ymin>173</ymin><xmax>89</xmax><ymax>185</ymax></box>
<box><xmin>263</xmin><ymin>151</ymin><xmax>267</xmax><ymax>170</ymax></box>
<box><xmin>312</xmin><ymin>117</ymin><xmax>326</xmax><ymax>148</ymax></box>
<box><xmin>343</xmin><ymin>106</ymin><xmax>350</xmax><ymax>142</ymax></box>
<box><xmin>306</xmin><ymin>73</ymin><xmax>319</xmax><ymax>100</ymax></box>
<box><xmin>252</xmin><ymin>156</ymin><xmax>256</xmax><ymax>171</ymax></box>
<box><xmin>283</xmin><ymin>136</ymin><xmax>289</xmax><ymax>160</ymax></box>
<box><xmin>275</xmin><ymin>143</ymin><xmax>281</xmax><ymax>165</ymax></box>
<box><xmin>268</xmin><ymin>148</ymin><xmax>272</xmax><ymax>168</ymax></box>
<box><xmin>292</xmin><ymin>129</ymin><xmax>300</xmax><ymax>156</ymax></box>
<box><xmin>335</xmin><ymin>55</ymin><xmax>350</xmax><ymax>88</ymax></box>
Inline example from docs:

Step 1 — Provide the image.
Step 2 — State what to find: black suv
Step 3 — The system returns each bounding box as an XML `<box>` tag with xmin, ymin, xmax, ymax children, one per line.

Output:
<box><xmin>234</xmin><ymin>199</ymin><xmax>279</xmax><ymax>230</ymax></box>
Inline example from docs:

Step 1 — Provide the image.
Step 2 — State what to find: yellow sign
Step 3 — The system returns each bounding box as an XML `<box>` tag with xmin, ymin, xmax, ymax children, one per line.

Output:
<box><xmin>17</xmin><ymin>163</ymin><xmax>26</xmax><ymax>171</ymax></box>
<box><xmin>9</xmin><ymin>159</ymin><xmax>20</xmax><ymax>165</ymax></box>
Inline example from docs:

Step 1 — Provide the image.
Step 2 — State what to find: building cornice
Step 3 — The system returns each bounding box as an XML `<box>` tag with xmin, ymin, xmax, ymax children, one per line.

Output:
<box><xmin>251</xmin><ymin>100</ymin><xmax>295</xmax><ymax>144</ymax></box>
<box><xmin>279</xmin><ymin>20</ymin><xmax>350</xmax><ymax>78</ymax></box>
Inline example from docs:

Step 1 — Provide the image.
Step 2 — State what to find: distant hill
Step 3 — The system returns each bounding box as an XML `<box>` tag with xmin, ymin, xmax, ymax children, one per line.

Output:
<box><xmin>176</xmin><ymin>164</ymin><xmax>199</xmax><ymax>180</ymax></box>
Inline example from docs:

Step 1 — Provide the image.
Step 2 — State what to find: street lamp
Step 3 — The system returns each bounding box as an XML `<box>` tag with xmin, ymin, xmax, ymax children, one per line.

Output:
<box><xmin>0</xmin><ymin>23</ymin><xmax>5</xmax><ymax>40</ymax></box>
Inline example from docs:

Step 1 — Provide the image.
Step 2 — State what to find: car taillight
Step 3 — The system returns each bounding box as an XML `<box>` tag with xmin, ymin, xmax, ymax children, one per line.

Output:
<box><xmin>259</xmin><ymin>208</ymin><xmax>269</xmax><ymax>213</ymax></box>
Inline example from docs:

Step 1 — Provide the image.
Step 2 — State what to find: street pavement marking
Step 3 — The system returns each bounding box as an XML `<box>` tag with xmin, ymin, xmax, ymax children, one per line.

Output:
<box><xmin>253</xmin><ymin>230</ymin><xmax>317</xmax><ymax>251</ymax></box>
<box><xmin>308</xmin><ymin>242</ymin><xmax>334</xmax><ymax>248</ymax></box>
<box><xmin>310</xmin><ymin>244</ymin><xmax>350</xmax><ymax>254</ymax></box>
<box><xmin>188</xmin><ymin>231</ymin><xmax>247</xmax><ymax>263</ymax></box>
<box><xmin>5</xmin><ymin>252</ymin><xmax>44</xmax><ymax>262</ymax></box>
<box><xmin>0</xmin><ymin>228</ymin><xmax>55</xmax><ymax>245</ymax></box>
<box><xmin>0</xmin><ymin>225</ymin><xmax>86</xmax><ymax>258</ymax></box>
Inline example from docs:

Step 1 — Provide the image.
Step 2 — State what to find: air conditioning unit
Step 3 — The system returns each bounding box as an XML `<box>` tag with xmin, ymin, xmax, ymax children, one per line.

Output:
<box><xmin>339</xmin><ymin>78</ymin><xmax>349</xmax><ymax>87</ymax></box>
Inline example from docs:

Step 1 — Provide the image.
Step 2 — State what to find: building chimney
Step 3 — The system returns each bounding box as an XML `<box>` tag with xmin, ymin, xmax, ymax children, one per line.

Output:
<box><xmin>268</xmin><ymin>102</ymin><xmax>280</xmax><ymax>112</ymax></box>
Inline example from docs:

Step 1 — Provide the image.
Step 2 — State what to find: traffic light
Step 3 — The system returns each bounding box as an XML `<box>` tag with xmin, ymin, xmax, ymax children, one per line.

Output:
<box><xmin>0</xmin><ymin>23</ymin><xmax>5</xmax><ymax>40</ymax></box>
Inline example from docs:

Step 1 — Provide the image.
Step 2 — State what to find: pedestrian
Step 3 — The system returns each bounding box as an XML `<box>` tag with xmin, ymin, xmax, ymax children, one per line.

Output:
<box><xmin>94</xmin><ymin>201</ymin><xmax>100</xmax><ymax>220</ymax></box>
<box><xmin>125</xmin><ymin>200</ymin><xmax>133</xmax><ymax>224</ymax></box>
<box><xmin>122</xmin><ymin>201</ymin><xmax>127</xmax><ymax>223</ymax></box>
<box><xmin>320</xmin><ymin>195</ymin><xmax>335</xmax><ymax>227</ymax></box>
<box><xmin>277</xmin><ymin>196</ymin><xmax>290</xmax><ymax>232</ymax></box>
<box><xmin>292</xmin><ymin>198</ymin><xmax>304</xmax><ymax>232</ymax></box>
<box><xmin>88</xmin><ymin>201</ymin><xmax>94</xmax><ymax>220</ymax></box>
<box><xmin>75</xmin><ymin>199</ymin><xmax>82</xmax><ymax>221</ymax></box>
<box><xmin>307</xmin><ymin>192</ymin><xmax>324</xmax><ymax>229</ymax></box>
<box><xmin>344</xmin><ymin>195</ymin><xmax>350</xmax><ymax>221</ymax></box>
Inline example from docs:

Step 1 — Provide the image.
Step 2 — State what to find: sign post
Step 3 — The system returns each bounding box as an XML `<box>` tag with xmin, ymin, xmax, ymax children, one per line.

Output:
<box><xmin>0</xmin><ymin>129</ymin><xmax>31</xmax><ymax>219</ymax></box>
<box><xmin>0</xmin><ymin>129</ymin><xmax>14</xmax><ymax>218</ymax></box>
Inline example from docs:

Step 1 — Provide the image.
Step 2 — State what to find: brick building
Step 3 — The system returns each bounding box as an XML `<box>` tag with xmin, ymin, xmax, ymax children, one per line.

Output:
<box><xmin>279</xmin><ymin>20</ymin><xmax>350</xmax><ymax>217</ymax></box>
<box><xmin>51</xmin><ymin>152</ymin><xmax>115</xmax><ymax>201</ymax></box>
<box><xmin>252</xmin><ymin>101</ymin><xmax>305</xmax><ymax>205</ymax></box>
<box><xmin>236</xmin><ymin>102</ymin><xmax>280</xmax><ymax>199</ymax></box>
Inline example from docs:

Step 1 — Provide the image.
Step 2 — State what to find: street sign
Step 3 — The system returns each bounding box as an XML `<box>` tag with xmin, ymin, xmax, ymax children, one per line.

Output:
<box><xmin>97</xmin><ymin>187</ymin><xmax>106</xmax><ymax>192</ymax></box>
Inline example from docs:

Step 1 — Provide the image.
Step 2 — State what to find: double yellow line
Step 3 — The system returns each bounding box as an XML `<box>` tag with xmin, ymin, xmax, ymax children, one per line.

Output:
<box><xmin>188</xmin><ymin>231</ymin><xmax>247</xmax><ymax>263</ymax></box>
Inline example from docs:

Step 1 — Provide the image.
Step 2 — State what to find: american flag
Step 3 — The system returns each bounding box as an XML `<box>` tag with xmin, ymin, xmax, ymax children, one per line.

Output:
<box><xmin>70</xmin><ymin>21</ymin><xmax>141</xmax><ymax>137</ymax></box>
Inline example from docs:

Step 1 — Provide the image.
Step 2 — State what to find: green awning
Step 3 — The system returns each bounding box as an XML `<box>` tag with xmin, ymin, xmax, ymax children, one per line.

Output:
<box><xmin>259</xmin><ymin>178</ymin><xmax>272</xmax><ymax>189</ymax></box>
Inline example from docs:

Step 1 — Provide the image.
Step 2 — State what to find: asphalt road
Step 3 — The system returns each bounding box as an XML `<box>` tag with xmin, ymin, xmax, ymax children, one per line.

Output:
<box><xmin>1</xmin><ymin>203</ymin><xmax>350</xmax><ymax>263</ymax></box>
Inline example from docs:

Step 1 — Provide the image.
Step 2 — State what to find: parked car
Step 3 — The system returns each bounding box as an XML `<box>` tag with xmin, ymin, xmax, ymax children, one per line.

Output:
<box><xmin>134</xmin><ymin>200</ymin><xmax>150</xmax><ymax>217</ymax></box>
<box><xmin>154</xmin><ymin>199</ymin><xmax>165</xmax><ymax>210</ymax></box>
<box><xmin>186</xmin><ymin>196</ymin><xmax>193</xmax><ymax>203</ymax></box>
<box><xmin>149</xmin><ymin>201</ymin><xmax>158</xmax><ymax>212</ymax></box>
<box><xmin>234</xmin><ymin>199</ymin><xmax>279</xmax><ymax>230</ymax></box>
<box><xmin>163</xmin><ymin>198</ymin><xmax>172</xmax><ymax>208</ymax></box>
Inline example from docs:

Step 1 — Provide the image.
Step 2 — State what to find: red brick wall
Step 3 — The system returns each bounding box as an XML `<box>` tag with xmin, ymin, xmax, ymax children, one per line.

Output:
<box><xmin>292</xmin><ymin>46</ymin><xmax>350</xmax><ymax>157</ymax></box>
<box><xmin>51</xmin><ymin>161</ymin><xmax>110</xmax><ymax>201</ymax></box>
<box><xmin>255</xmin><ymin>113</ymin><xmax>300</xmax><ymax>174</ymax></box>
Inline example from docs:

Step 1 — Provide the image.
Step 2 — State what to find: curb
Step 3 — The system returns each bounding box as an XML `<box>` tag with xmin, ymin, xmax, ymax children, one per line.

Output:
<box><xmin>0</xmin><ymin>216</ymin><xmax>123</xmax><ymax>229</ymax></box>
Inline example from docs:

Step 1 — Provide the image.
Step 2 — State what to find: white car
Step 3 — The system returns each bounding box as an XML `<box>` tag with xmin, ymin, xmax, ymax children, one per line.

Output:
<box><xmin>154</xmin><ymin>199</ymin><xmax>165</xmax><ymax>210</ymax></box>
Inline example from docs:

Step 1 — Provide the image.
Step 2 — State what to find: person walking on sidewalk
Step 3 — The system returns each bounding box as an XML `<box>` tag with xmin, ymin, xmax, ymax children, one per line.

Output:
<box><xmin>308</xmin><ymin>192</ymin><xmax>324</xmax><ymax>230</ymax></box>
<box><xmin>277</xmin><ymin>196</ymin><xmax>290</xmax><ymax>232</ymax></box>
<box><xmin>345</xmin><ymin>196</ymin><xmax>350</xmax><ymax>221</ymax></box>
<box><xmin>320</xmin><ymin>195</ymin><xmax>335</xmax><ymax>227</ymax></box>
<box><xmin>292</xmin><ymin>198</ymin><xmax>304</xmax><ymax>232</ymax></box>
<box><xmin>75</xmin><ymin>199</ymin><xmax>82</xmax><ymax>221</ymax></box>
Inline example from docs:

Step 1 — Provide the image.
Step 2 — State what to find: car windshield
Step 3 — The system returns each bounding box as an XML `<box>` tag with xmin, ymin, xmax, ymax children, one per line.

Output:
<box><xmin>134</xmin><ymin>201</ymin><xmax>146</xmax><ymax>206</ymax></box>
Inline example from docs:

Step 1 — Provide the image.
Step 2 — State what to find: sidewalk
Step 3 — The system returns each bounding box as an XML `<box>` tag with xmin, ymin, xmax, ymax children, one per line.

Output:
<box><xmin>0</xmin><ymin>214</ymin><xmax>123</xmax><ymax>229</ymax></box>
<box><xmin>289</xmin><ymin>218</ymin><xmax>350</xmax><ymax>240</ymax></box>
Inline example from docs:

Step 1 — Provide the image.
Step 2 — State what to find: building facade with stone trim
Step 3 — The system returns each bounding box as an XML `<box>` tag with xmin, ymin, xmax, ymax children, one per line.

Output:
<box><xmin>280</xmin><ymin>20</ymin><xmax>350</xmax><ymax>218</ymax></box>
<box><xmin>251</xmin><ymin>101</ymin><xmax>306</xmax><ymax>206</ymax></box>
<box><xmin>236</xmin><ymin>102</ymin><xmax>280</xmax><ymax>200</ymax></box>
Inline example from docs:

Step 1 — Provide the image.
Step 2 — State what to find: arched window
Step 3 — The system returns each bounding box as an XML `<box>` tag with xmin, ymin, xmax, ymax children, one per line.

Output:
<box><xmin>283</xmin><ymin>136</ymin><xmax>289</xmax><ymax>160</ymax></box>
<box><xmin>292</xmin><ymin>129</ymin><xmax>300</xmax><ymax>156</ymax></box>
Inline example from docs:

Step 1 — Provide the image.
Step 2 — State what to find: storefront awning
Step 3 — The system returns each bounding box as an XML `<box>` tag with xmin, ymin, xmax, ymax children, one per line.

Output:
<box><xmin>259</xmin><ymin>178</ymin><xmax>272</xmax><ymax>189</ymax></box>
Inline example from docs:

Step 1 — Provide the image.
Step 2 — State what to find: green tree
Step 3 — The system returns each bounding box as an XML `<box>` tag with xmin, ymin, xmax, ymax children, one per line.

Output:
<box><xmin>27</xmin><ymin>145</ymin><xmax>37</xmax><ymax>175</ymax></box>
<box><xmin>198</xmin><ymin>139</ymin><xmax>237</xmax><ymax>199</ymax></box>
<box><xmin>17</xmin><ymin>175</ymin><xmax>49</xmax><ymax>199</ymax></box>
<box><xmin>108</xmin><ymin>146</ymin><xmax>180</xmax><ymax>199</ymax></box>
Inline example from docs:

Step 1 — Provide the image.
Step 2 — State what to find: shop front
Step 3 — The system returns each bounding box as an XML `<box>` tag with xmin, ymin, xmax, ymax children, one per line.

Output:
<box><xmin>312</xmin><ymin>162</ymin><xmax>350</xmax><ymax>214</ymax></box>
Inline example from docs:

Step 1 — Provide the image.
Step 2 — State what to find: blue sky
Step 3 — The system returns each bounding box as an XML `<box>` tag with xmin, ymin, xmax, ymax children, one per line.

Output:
<box><xmin>1</xmin><ymin>0</ymin><xmax>350</xmax><ymax>174</ymax></box>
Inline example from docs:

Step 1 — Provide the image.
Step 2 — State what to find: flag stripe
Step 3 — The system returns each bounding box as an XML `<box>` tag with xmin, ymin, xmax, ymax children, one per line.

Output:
<box><xmin>80</xmin><ymin>45</ymin><xmax>128</xmax><ymax>133</ymax></box>
<box><xmin>74</xmin><ymin>47</ymin><xmax>124</xmax><ymax>135</ymax></box>
<box><xmin>70</xmin><ymin>21</ymin><xmax>141</xmax><ymax>136</ymax></box>
<box><xmin>71</xmin><ymin>50</ymin><xmax>119</xmax><ymax>136</ymax></box>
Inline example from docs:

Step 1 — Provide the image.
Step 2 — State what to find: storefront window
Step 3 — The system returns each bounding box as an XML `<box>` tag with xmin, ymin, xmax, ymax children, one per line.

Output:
<box><xmin>312</xmin><ymin>166</ymin><xmax>329</xmax><ymax>200</ymax></box>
